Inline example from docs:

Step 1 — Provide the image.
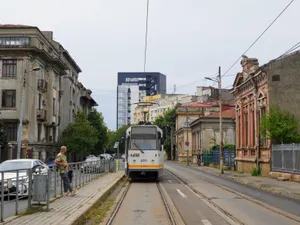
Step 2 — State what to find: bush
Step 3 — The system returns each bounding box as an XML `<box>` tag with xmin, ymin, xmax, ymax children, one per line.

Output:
<box><xmin>251</xmin><ymin>167</ymin><xmax>261</xmax><ymax>176</ymax></box>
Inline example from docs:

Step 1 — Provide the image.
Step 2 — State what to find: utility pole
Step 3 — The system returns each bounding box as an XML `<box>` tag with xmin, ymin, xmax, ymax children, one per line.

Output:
<box><xmin>218</xmin><ymin>66</ymin><xmax>224</xmax><ymax>174</ymax></box>
<box><xmin>16</xmin><ymin>71</ymin><xmax>27</xmax><ymax>159</ymax></box>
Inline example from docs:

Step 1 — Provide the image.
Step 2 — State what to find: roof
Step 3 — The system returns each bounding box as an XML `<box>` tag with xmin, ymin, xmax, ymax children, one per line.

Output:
<box><xmin>204</xmin><ymin>107</ymin><xmax>235</xmax><ymax>118</ymax></box>
<box><xmin>181</xmin><ymin>103</ymin><xmax>214</xmax><ymax>108</ymax></box>
<box><xmin>0</xmin><ymin>24</ymin><xmax>34</xmax><ymax>28</ymax></box>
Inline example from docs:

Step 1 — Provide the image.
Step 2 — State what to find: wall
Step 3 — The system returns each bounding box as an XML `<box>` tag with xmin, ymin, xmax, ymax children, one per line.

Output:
<box><xmin>267</xmin><ymin>52</ymin><xmax>300</xmax><ymax>132</ymax></box>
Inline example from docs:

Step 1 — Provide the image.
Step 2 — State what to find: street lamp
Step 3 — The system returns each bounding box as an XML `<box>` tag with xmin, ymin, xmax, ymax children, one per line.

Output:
<box><xmin>17</xmin><ymin>66</ymin><xmax>40</xmax><ymax>159</ymax></box>
<box><xmin>205</xmin><ymin>66</ymin><xmax>224</xmax><ymax>174</ymax></box>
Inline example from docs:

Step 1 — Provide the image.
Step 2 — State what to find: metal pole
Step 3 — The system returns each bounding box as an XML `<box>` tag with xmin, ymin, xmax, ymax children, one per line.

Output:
<box><xmin>117</xmin><ymin>142</ymin><xmax>119</xmax><ymax>160</ymax></box>
<box><xmin>170</xmin><ymin>127</ymin><xmax>173</xmax><ymax>161</ymax></box>
<box><xmin>218</xmin><ymin>66</ymin><xmax>224</xmax><ymax>174</ymax></box>
<box><xmin>186</xmin><ymin>107</ymin><xmax>189</xmax><ymax>166</ymax></box>
<box><xmin>17</xmin><ymin>70</ymin><xmax>27</xmax><ymax>159</ymax></box>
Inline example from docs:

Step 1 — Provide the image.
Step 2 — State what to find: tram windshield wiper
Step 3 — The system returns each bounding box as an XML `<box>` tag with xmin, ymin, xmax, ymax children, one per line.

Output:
<box><xmin>133</xmin><ymin>143</ymin><xmax>144</xmax><ymax>154</ymax></box>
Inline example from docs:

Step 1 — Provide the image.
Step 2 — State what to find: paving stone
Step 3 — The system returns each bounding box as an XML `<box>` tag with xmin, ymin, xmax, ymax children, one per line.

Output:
<box><xmin>4</xmin><ymin>171</ymin><xmax>124</xmax><ymax>225</ymax></box>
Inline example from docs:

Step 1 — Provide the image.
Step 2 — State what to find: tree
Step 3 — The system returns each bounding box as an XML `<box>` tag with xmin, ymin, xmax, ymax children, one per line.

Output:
<box><xmin>0</xmin><ymin>123</ymin><xmax>8</xmax><ymax>148</ymax></box>
<box><xmin>106</xmin><ymin>125</ymin><xmax>130</xmax><ymax>154</ymax></box>
<box><xmin>153</xmin><ymin>104</ymin><xmax>180</xmax><ymax>157</ymax></box>
<box><xmin>59</xmin><ymin>111</ymin><xmax>98</xmax><ymax>155</ymax></box>
<box><xmin>260</xmin><ymin>105</ymin><xmax>300</xmax><ymax>144</ymax></box>
<box><xmin>88</xmin><ymin>109</ymin><xmax>108</xmax><ymax>154</ymax></box>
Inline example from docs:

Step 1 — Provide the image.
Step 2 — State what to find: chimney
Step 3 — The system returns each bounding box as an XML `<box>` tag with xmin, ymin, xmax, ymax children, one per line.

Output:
<box><xmin>42</xmin><ymin>31</ymin><xmax>53</xmax><ymax>41</ymax></box>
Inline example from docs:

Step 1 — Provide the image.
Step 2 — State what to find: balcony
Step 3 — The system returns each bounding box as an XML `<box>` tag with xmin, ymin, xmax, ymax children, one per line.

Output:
<box><xmin>37</xmin><ymin>79</ymin><xmax>48</xmax><ymax>92</ymax></box>
<box><xmin>37</xmin><ymin>109</ymin><xmax>47</xmax><ymax>121</ymax></box>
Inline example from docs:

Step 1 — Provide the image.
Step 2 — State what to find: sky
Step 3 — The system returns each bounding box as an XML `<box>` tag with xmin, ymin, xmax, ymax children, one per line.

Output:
<box><xmin>1</xmin><ymin>0</ymin><xmax>300</xmax><ymax>130</ymax></box>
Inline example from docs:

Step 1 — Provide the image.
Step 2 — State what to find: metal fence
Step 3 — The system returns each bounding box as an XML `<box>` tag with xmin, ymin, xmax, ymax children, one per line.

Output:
<box><xmin>0</xmin><ymin>158</ymin><xmax>121</xmax><ymax>222</ymax></box>
<box><xmin>202</xmin><ymin>148</ymin><xmax>236</xmax><ymax>169</ymax></box>
<box><xmin>272</xmin><ymin>144</ymin><xmax>300</xmax><ymax>174</ymax></box>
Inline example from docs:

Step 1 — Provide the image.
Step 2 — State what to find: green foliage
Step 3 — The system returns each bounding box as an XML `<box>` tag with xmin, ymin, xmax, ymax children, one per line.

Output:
<box><xmin>0</xmin><ymin>123</ymin><xmax>8</xmax><ymax>148</ymax></box>
<box><xmin>260</xmin><ymin>105</ymin><xmax>300</xmax><ymax>144</ymax></box>
<box><xmin>209</xmin><ymin>144</ymin><xmax>236</xmax><ymax>151</ymax></box>
<box><xmin>153</xmin><ymin>104</ymin><xmax>181</xmax><ymax>155</ymax></box>
<box><xmin>106</xmin><ymin>125</ymin><xmax>130</xmax><ymax>154</ymax></box>
<box><xmin>59</xmin><ymin>111</ymin><xmax>98</xmax><ymax>155</ymax></box>
<box><xmin>88</xmin><ymin>109</ymin><xmax>108</xmax><ymax>154</ymax></box>
<box><xmin>251</xmin><ymin>167</ymin><xmax>261</xmax><ymax>176</ymax></box>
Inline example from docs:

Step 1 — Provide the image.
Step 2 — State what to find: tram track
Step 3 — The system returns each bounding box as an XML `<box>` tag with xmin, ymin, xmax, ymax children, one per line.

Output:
<box><xmin>106</xmin><ymin>180</ymin><xmax>183</xmax><ymax>225</ymax></box>
<box><xmin>166</xmin><ymin>167</ymin><xmax>300</xmax><ymax>225</ymax></box>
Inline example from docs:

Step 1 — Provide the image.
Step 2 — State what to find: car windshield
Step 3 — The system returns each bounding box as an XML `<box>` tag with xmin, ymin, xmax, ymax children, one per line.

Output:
<box><xmin>0</xmin><ymin>161</ymin><xmax>32</xmax><ymax>171</ymax></box>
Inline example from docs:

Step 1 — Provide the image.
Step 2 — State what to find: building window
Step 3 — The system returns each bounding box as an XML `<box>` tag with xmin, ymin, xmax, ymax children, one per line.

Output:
<box><xmin>252</xmin><ymin>111</ymin><xmax>255</xmax><ymax>146</ymax></box>
<box><xmin>3</xmin><ymin>122</ymin><xmax>17</xmax><ymax>141</ymax></box>
<box><xmin>2</xmin><ymin>59</ymin><xmax>17</xmax><ymax>77</ymax></box>
<box><xmin>37</xmin><ymin>124</ymin><xmax>41</xmax><ymax>142</ymax></box>
<box><xmin>0</xmin><ymin>37</ymin><xmax>30</xmax><ymax>46</ymax></box>
<box><xmin>53</xmin><ymin>98</ymin><xmax>56</xmax><ymax>116</ymax></box>
<box><xmin>1</xmin><ymin>90</ymin><xmax>16</xmax><ymax>108</ymax></box>
<box><xmin>244</xmin><ymin>112</ymin><xmax>248</xmax><ymax>146</ymax></box>
<box><xmin>260</xmin><ymin>107</ymin><xmax>267</xmax><ymax>146</ymax></box>
<box><xmin>238</xmin><ymin>115</ymin><xmax>241</xmax><ymax>148</ymax></box>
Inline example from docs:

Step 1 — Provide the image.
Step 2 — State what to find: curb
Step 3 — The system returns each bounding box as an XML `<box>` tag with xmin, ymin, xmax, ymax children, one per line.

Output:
<box><xmin>70</xmin><ymin>173</ymin><xmax>125</xmax><ymax>225</ymax></box>
<box><xmin>1</xmin><ymin>172</ymin><xmax>125</xmax><ymax>225</ymax></box>
<box><xmin>173</xmin><ymin>162</ymin><xmax>300</xmax><ymax>202</ymax></box>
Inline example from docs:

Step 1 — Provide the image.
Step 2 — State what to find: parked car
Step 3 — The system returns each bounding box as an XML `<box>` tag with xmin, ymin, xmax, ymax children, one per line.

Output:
<box><xmin>45</xmin><ymin>156</ymin><xmax>56</xmax><ymax>171</ymax></box>
<box><xmin>80</xmin><ymin>157</ymin><xmax>104</xmax><ymax>174</ymax></box>
<box><xmin>0</xmin><ymin>159</ymin><xmax>49</xmax><ymax>197</ymax></box>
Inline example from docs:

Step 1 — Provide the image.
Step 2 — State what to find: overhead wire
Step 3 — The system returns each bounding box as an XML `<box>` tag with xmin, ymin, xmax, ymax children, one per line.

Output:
<box><xmin>143</xmin><ymin>0</ymin><xmax>150</xmax><ymax>72</ymax></box>
<box><xmin>221</xmin><ymin>0</ymin><xmax>295</xmax><ymax>79</ymax></box>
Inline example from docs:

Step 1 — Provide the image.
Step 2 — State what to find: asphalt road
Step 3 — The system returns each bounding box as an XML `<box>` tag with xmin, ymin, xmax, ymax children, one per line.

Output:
<box><xmin>165</xmin><ymin>162</ymin><xmax>300</xmax><ymax>225</ymax></box>
<box><xmin>161</xmin><ymin>170</ymin><xmax>230</xmax><ymax>225</ymax></box>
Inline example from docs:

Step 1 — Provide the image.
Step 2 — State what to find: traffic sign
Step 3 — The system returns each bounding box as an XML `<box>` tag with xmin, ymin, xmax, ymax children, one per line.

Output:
<box><xmin>185</xmin><ymin>141</ymin><xmax>189</xmax><ymax>147</ymax></box>
<box><xmin>185</xmin><ymin>146</ymin><xmax>189</xmax><ymax>151</ymax></box>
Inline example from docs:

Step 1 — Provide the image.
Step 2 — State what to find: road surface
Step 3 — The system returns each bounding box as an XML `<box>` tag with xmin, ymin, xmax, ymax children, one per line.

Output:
<box><xmin>165</xmin><ymin>162</ymin><xmax>300</xmax><ymax>225</ymax></box>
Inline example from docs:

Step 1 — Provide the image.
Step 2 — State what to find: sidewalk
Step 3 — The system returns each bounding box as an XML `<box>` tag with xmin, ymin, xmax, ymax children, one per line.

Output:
<box><xmin>3</xmin><ymin>171</ymin><xmax>125</xmax><ymax>225</ymax></box>
<box><xmin>174</xmin><ymin>162</ymin><xmax>300</xmax><ymax>201</ymax></box>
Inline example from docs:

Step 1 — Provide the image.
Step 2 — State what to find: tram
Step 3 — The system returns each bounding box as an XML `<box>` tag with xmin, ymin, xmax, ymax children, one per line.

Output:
<box><xmin>124</xmin><ymin>123</ymin><xmax>164</xmax><ymax>180</ymax></box>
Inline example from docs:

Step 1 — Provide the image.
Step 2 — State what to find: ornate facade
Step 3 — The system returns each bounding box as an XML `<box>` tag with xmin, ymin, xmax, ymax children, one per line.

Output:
<box><xmin>231</xmin><ymin>56</ymin><xmax>271</xmax><ymax>176</ymax></box>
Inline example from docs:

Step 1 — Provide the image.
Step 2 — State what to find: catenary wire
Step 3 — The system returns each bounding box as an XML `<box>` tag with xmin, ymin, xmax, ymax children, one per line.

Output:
<box><xmin>221</xmin><ymin>0</ymin><xmax>295</xmax><ymax>79</ymax></box>
<box><xmin>143</xmin><ymin>0</ymin><xmax>150</xmax><ymax>72</ymax></box>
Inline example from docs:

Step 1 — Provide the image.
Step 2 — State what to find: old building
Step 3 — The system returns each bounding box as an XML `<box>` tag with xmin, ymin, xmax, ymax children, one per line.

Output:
<box><xmin>0</xmin><ymin>25</ymin><xmax>97</xmax><ymax>161</ymax></box>
<box><xmin>231</xmin><ymin>53</ymin><xmax>300</xmax><ymax>176</ymax></box>
<box><xmin>174</xmin><ymin>102</ymin><xmax>233</xmax><ymax>162</ymax></box>
<box><xmin>190</xmin><ymin>108</ymin><xmax>235</xmax><ymax>157</ymax></box>
<box><xmin>50</xmin><ymin>39</ymin><xmax>98</xmax><ymax>133</ymax></box>
<box><xmin>0</xmin><ymin>25</ymin><xmax>67</xmax><ymax>160</ymax></box>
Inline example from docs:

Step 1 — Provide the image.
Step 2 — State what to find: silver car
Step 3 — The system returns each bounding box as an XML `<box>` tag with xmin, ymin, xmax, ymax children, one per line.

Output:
<box><xmin>0</xmin><ymin>159</ymin><xmax>49</xmax><ymax>197</ymax></box>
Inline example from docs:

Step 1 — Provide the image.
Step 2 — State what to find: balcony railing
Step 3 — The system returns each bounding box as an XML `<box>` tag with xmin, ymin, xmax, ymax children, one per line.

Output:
<box><xmin>36</xmin><ymin>109</ymin><xmax>47</xmax><ymax>121</ymax></box>
<box><xmin>37</xmin><ymin>79</ymin><xmax>48</xmax><ymax>92</ymax></box>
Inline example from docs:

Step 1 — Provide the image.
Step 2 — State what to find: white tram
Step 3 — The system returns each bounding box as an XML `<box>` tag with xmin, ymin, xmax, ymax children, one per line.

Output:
<box><xmin>124</xmin><ymin>124</ymin><xmax>164</xmax><ymax>180</ymax></box>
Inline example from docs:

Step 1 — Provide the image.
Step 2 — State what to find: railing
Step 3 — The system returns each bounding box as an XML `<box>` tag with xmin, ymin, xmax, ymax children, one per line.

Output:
<box><xmin>0</xmin><ymin>159</ymin><xmax>121</xmax><ymax>222</ymax></box>
<box><xmin>272</xmin><ymin>144</ymin><xmax>300</xmax><ymax>174</ymax></box>
<box><xmin>37</xmin><ymin>79</ymin><xmax>48</xmax><ymax>92</ymax></box>
<box><xmin>202</xmin><ymin>148</ymin><xmax>236</xmax><ymax>169</ymax></box>
<box><xmin>36</xmin><ymin>109</ymin><xmax>47</xmax><ymax>121</ymax></box>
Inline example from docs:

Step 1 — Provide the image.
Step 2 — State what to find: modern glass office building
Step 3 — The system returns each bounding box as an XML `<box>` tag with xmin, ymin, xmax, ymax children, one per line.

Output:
<box><xmin>116</xmin><ymin>72</ymin><xmax>166</xmax><ymax>129</ymax></box>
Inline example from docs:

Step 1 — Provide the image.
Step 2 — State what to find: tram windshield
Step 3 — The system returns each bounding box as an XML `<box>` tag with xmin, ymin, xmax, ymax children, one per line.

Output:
<box><xmin>130</xmin><ymin>127</ymin><xmax>157</xmax><ymax>150</ymax></box>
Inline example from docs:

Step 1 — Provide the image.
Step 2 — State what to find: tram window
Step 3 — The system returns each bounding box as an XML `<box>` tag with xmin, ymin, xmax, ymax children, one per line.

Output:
<box><xmin>130</xmin><ymin>139</ymin><xmax>157</xmax><ymax>150</ymax></box>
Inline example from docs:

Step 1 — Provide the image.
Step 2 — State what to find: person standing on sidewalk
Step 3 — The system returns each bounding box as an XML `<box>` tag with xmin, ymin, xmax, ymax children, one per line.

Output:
<box><xmin>55</xmin><ymin>146</ymin><xmax>77</xmax><ymax>196</ymax></box>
